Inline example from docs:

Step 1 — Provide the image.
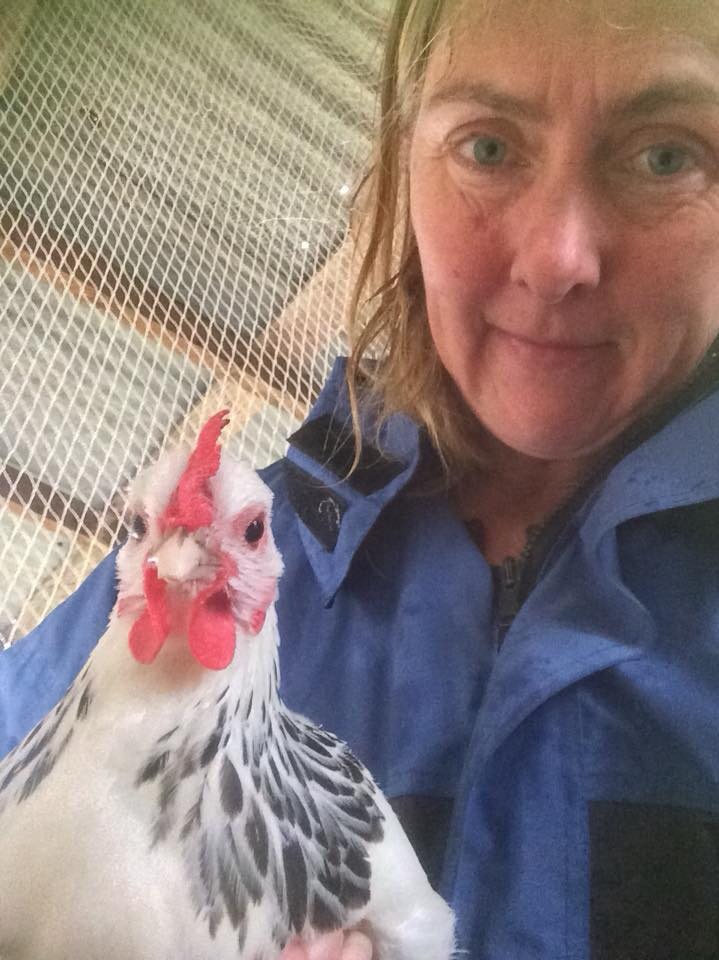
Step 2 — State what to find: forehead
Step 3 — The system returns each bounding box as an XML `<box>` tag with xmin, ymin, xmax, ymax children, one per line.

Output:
<box><xmin>425</xmin><ymin>0</ymin><xmax>719</xmax><ymax>112</ymax></box>
<box><xmin>444</xmin><ymin>0</ymin><xmax>719</xmax><ymax>46</ymax></box>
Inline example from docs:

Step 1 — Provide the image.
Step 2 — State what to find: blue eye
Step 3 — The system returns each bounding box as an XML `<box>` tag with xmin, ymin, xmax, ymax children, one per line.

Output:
<box><xmin>644</xmin><ymin>143</ymin><xmax>691</xmax><ymax>177</ymax></box>
<box><xmin>472</xmin><ymin>135</ymin><xmax>507</xmax><ymax>166</ymax></box>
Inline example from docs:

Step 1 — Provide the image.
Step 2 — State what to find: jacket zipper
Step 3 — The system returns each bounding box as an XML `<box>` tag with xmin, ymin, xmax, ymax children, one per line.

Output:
<box><xmin>494</xmin><ymin>556</ymin><xmax>524</xmax><ymax>650</ymax></box>
<box><xmin>492</xmin><ymin>513</ymin><xmax>580</xmax><ymax>649</ymax></box>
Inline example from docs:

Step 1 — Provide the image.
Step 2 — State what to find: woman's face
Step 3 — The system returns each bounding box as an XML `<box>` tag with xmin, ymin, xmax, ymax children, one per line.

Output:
<box><xmin>410</xmin><ymin>1</ymin><xmax>719</xmax><ymax>460</ymax></box>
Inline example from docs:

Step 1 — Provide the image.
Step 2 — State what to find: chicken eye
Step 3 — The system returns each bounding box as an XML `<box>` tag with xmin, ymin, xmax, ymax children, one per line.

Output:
<box><xmin>244</xmin><ymin>517</ymin><xmax>264</xmax><ymax>545</ymax></box>
<box><xmin>129</xmin><ymin>514</ymin><xmax>148</xmax><ymax>541</ymax></box>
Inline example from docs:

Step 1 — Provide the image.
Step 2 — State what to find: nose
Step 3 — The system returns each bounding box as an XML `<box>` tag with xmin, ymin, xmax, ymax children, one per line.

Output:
<box><xmin>509</xmin><ymin>174</ymin><xmax>602</xmax><ymax>303</ymax></box>
<box><xmin>146</xmin><ymin>530</ymin><xmax>212</xmax><ymax>582</ymax></box>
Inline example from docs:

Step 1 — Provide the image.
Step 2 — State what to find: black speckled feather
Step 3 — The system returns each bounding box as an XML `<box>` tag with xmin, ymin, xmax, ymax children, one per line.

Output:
<box><xmin>129</xmin><ymin>676</ymin><xmax>386</xmax><ymax>952</ymax></box>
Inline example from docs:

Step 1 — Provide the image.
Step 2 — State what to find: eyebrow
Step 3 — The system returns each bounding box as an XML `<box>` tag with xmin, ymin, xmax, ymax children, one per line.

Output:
<box><xmin>608</xmin><ymin>79</ymin><xmax>719</xmax><ymax>119</ymax></box>
<box><xmin>425</xmin><ymin>82</ymin><xmax>548</xmax><ymax>121</ymax></box>
<box><xmin>424</xmin><ymin>78</ymin><xmax>719</xmax><ymax>122</ymax></box>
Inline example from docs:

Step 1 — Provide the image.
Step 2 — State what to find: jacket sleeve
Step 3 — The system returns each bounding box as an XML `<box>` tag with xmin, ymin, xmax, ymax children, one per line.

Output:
<box><xmin>0</xmin><ymin>549</ymin><xmax>118</xmax><ymax>758</ymax></box>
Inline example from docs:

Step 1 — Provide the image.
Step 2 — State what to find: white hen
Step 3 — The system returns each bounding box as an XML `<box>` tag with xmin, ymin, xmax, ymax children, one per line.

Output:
<box><xmin>0</xmin><ymin>412</ymin><xmax>455</xmax><ymax>960</ymax></box>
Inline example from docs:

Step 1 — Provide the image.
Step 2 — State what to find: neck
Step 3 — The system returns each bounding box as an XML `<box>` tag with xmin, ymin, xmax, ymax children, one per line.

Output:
<box><xmin>456</xmin><ymin>442</ymin><xmax>599</xmax><ymax>564</ymax></box>
<box><xmin>225</xmin><ymin>605</ymin><xmax>281</xmax><ymax>729</ymax></box>
<box><xmin>88</xmin><ymin>604</ymin><xmax>282</xmax><ymax>737</ymax></box>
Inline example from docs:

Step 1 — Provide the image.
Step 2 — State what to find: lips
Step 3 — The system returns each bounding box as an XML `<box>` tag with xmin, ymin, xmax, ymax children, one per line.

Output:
<box><xmin>482</xmin><ymin>323</ymin><xmax>617</xmax><ymax>387</ymax></box>
<box><xmin>494</xmin><ymin>326</ymin><xmax>606</xmax><ymax>351</ymax></box>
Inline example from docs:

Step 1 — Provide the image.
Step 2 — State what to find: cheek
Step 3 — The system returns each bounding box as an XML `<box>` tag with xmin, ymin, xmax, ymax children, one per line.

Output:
<box><xmin>645</xmin><ymin>193</ymin><xmax>719</xmax><ymax>286</ymax></box>
<box><xmin>615</xmin><ymin>224</ymin><xmax>719</xmax><ymax>357</ymax></box>
<box><xmin>410</xmin><ymin>167</ymin><xmax>505</xmax><ymax>330</ymax></box>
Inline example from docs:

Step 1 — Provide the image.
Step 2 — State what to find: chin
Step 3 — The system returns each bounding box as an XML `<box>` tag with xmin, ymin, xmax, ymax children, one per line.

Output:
<box><xmin>482</xmin><ymin>411</ymin><xmax>620</xmax><ymax>463</ymax></box>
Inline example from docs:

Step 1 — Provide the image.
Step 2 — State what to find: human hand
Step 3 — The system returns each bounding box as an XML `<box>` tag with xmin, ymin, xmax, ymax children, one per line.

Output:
<box><xmin>280</xmin><ymin>929</ymin><xmax>374</xmax><ymax>960</ymax></box>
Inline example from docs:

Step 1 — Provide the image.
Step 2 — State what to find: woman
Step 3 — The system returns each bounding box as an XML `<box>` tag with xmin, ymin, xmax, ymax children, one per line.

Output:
<box><xmin>4</xmin><ymin>0</ymin><xmax>719</xmax><ymax>956</ymax></box>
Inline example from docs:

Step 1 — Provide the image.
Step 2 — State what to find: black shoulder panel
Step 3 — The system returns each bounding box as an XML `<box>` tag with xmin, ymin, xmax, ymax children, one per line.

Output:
<box><xmin>288</xmin><ymin>413</ymin><xmax>404</xmax><ymax>497</ymax></box>
<box><xmin>283</xmin><ymin>460</ymin><xmax>348</xmax><ymax>552</ymax></box>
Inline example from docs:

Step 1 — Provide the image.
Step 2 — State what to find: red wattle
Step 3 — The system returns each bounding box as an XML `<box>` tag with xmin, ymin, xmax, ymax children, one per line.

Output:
<box><xmin>188</xmin><ymin>592</ymin><xmax>236</xmax><ymax>670</ymax></box>
<box><xmin>249</xmin><ymin>609</ymin><xmax>266</xmax><ymax>635</ymax></box>
<box><xmin>128</xmin><ymin>564</ymin><xmax>171</xmax><ymax>664</ymax></box>
<box><xmin>186</xmin><ymin>554</ymin><xmax>237</xmax><ymax>670</ymax></box>
<box><xmin>129</xmin><ymin>610</ymin><xmax>167</xmax><ymax>664</ymax></box>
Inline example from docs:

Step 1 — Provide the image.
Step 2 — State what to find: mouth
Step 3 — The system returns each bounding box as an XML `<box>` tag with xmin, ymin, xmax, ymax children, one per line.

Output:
<box><xmin>495</xmin><ymin>326</ymin><xmax>607</xmax><ymax>351</ymax></box>
<box><xmin>491</xmin><ymin>325</ymin><xmax>611</xmax><ymax>366</ymax></box>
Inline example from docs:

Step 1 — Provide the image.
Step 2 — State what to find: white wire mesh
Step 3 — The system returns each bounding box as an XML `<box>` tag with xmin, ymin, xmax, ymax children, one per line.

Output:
<box><xmin>0</xmin><ymin>0</ymin><xmax>387</xmax><ymax>646</ymax></box>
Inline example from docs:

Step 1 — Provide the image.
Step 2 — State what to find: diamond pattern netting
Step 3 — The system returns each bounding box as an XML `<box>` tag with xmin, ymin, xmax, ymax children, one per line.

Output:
<box><xmin>0</xmin><ymin>0</ymin><xmax>386</xmax><ymax>645</ymax></box>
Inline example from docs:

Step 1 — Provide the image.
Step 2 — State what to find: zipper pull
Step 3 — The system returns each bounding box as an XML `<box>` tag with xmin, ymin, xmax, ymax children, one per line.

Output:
<box><xmin>494</xmin><ymin>555</ymin><xmax>523</xmax><ymax>649</ymax></box>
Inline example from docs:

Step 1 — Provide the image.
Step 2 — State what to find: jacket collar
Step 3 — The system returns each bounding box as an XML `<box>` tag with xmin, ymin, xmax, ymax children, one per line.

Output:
<box><xmin>285</xmin><ymin>355</ymin><xmax>719</xmax><ymax>603</ymax></box>
<box><xmin>582</xmin><ymin>383</ymin><xmax>719</xmax><ymax>549</ymax></box>
<box><xmin>284</xmin><ymin>357</ymin><xmax>422</xmax><ymax>605</ymax></box>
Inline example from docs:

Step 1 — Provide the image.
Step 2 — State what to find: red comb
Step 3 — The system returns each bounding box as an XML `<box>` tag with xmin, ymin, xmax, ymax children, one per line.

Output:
<box><xmin>161</xmin><ymin>410</ymin><xmax>230</xmax><ymax>532</ymax></box>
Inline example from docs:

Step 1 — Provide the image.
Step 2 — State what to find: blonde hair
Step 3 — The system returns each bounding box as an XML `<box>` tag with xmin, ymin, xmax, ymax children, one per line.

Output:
<box><xmin>346</xmin><ymin>0</ymin><xmax>486</xmax><ymax>480</ymax></box>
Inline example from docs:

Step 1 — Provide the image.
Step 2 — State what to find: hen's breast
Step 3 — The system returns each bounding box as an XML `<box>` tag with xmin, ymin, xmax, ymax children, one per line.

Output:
<box><xmin>0</xmin><ymin>657</ymin><xmax>244</xmax><ymax>960</ymax></box>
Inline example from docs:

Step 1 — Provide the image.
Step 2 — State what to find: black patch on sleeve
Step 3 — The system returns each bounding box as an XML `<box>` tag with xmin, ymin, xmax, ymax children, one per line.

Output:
<box><xmin>389</xmin><ymin>794</ymin><xmax>453</xmax><ymax>890</ymax></box>
<box><xmin>284</xmin><ymin>460</ymin><xmax>347</xmax><ymax>551</ymax></box>
<box><xmin>590</xmin><ymin>800</ymin><xmax>719</xmax><ymax>960</ymax></box>
<box><xmin>288</xmin><ymin>413</ymin><xmax>404</xmax><ymax>496</ymax></box>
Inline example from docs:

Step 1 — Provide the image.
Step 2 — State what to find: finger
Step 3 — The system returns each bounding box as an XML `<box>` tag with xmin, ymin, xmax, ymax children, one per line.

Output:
<box><xmin>339</xmin><ymin>930</ymin><xmax>374</xmax><ymax>960</ymax></box>
<box><xmin>279</xmin><ymin>938</ymin><xmax>310</xmax><ymax>960</ymax></box>
<box><xmin>282</xmin><ymin>929</ymin><xmax>374</xmax><ymax>960</ymax></box>
<box><xmin>305</xmin><ymin>931</ymin><xmax>346</xmax><ymax>960</ymax></box>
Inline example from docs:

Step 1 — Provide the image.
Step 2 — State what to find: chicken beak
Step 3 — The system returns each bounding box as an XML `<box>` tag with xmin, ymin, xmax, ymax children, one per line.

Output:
<box><xmin>146</xmin><ymin>530</ymin><xmax>213</xmax><ymax>583</ymax></box>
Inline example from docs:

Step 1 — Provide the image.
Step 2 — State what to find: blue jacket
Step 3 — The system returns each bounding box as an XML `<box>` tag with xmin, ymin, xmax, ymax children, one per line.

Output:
<box><xmin>3</xmin><ymin>358</ymin><xmax>719</xmax><ymax>959</ymax></box>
